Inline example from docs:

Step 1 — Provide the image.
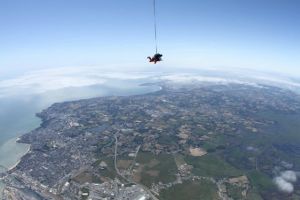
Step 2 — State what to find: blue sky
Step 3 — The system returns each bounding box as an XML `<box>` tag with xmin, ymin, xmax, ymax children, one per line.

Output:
<box><xmin>0</xmin><ymin>0</ymin><xmax>299</xmax><ymax>77</ymax></box>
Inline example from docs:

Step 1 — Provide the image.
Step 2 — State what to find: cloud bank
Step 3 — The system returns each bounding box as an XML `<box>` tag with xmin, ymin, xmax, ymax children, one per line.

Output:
<box><xmin>158</xmin><ymin>74</ymin><xmax>260</xmax><ymax>87</ymax></box>
<box><xmin>1</xmin><ymin>67</ymin><xmax>300</xmax><ymax>98</ymax></box>
<box><xmin>0</xmin><ymin>67</ymin><xmax>158</xmax><ymax>97</ymax></box>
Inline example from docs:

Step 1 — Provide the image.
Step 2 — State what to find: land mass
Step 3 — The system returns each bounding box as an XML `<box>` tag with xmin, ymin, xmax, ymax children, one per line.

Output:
<box><xmin>2</xmin><ymin>82</ymin><xmax>300</xmax><ymax>200</ymax></box>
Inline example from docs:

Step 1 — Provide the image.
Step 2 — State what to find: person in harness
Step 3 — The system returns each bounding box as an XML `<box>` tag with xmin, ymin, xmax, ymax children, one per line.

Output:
<box><xmin>147</xmin><ymin>53</ymin><xmax>163</xmax><ymax>64</ymax></box>
<box><xmin>147</xmin><ymin>0</ymin><xmax>163</xmax><ymax>64</ymax></box>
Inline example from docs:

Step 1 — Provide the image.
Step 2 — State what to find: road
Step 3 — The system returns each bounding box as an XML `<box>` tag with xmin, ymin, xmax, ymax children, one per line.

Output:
<box><xmin>114</xmin><ymin>134</ymin><xmax>159</xmax><ymax>200</ymax></box>
<box><xmin>128</xmin><ymin>145</ymin><xmax>141</xmax><ymax>174</ymax></box>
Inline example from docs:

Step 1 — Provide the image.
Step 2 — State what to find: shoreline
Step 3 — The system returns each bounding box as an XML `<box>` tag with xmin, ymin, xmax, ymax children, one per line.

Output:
<box><xmin>0</xmin><ymin>137</ymin><xmax>32</xmax><ymax>171</ymax></box>
<box><xmin>2</xmin><ymin>83</ymin><xmax>161</xmax><ymax>174</ymax></box>
<box><xmin>0</xmin><ymin>80</ymin><xmax>161</xmax><ymax>199</ymax></box>
<box><xmin>8</xmin><ymin>141</ymin><xmax>31</xmax><ymax>171</ymax></box>
<box><xmin>0</xmin><ymin>137</ymin><xmax>32</xmax><ymax>198</ymax></box>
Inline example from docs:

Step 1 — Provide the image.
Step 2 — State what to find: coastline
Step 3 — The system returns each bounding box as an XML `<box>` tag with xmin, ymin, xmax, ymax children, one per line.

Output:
<box><xmin>0</xmin><ymin>80</ymin><xmax>161</xmax><ymax>199</ymax></box>
<box><xmin>8</xmin><ymin>142</ymin><xmax>31</xmax><ymax>171</ymax></box>
<box><xmin>0</xmin><ymin>137</ymin><xmax>31</xmax><ymax>170</ymax></box>
<box><xmin>0</xmin><ymin>83</ymin><xmax>163</xmax><ymax>173</ymax></box>
<box><xmin>0</xmin><ymin>137</ymin><xmax>31</xmax><ymax>198</ymax></box>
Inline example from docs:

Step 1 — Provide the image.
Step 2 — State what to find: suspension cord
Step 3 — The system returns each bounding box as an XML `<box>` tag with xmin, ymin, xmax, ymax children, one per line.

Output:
<box><xmin>153</xmin><ymin>0</ymin><xmax>158</xmax><ymax>54</ymax></box>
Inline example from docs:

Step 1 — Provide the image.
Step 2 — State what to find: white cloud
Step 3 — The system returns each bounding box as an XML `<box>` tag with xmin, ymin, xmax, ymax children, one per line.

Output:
<box><xmin>0</xmin><ymin>68</ymin><xmax>103</xmax><ymax>93</ymax></box>
<box><xmin>0</xmin><ymin>67</ymin><xmax>159</xmax><ymax>97</ymax></box>
<box><xmin>251</xmin><ymin>76</ymin><xmax>300</xmax><ymax>88</ymax></box>
<box><xmin>280</xmin><ymin>171</ymin><xmax>297</xmax><ymax>183</ymax></box>
<box><xmin>280</xmin><ymin>161</ymin><xmax>293</xmax><ymax>169</ymax></box>
<box><xmin>274</xmin><ymin>177</ymin><xmax>294</xmax><ymax>193</ymax></box>
<box><xmin>158</xmin><ymin>74</ymin><xmax>261</xmax><ymax>87</ymax></box>
<box><xmin>246</xmin><ymin>146</ymin><xmax>259</xmax><ymax>152</ymax></box>
<box><xmin>158</xmin><ymin>72</ymin><xmax>300</xmax><ymax>93</ymax></box>
<box><xmin>274</xmin><ymin>170</ymin><xmax>298</xmax><ymax>194</ymax></box>
<box><xmin>1</xmin><ymin>67</ymin><xmax>300</xmax><ymax>98</ymax></box>
<box><xmin>160</xmin><ymin>74</ymin><xmax>227</xmax><ymax>83</ymax></box>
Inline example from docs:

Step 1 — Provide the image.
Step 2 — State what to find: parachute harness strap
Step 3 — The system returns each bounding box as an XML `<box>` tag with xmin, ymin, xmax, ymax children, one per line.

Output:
<box><xmin>153</xmin><ymin>0</ymin><xmax>158</xmax><ymax>54</ymax></box>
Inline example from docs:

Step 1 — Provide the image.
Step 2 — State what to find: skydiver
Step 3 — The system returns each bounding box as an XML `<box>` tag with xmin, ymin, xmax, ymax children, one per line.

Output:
<box><xmin>147</xmin><ymin>53</ymin><xmax>163</xmax><ymax>64</ymax></box>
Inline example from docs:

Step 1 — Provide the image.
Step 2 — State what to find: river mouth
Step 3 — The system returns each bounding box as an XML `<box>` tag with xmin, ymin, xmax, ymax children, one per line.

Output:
<box><xmin>0</xmin><ymin>79</ymin><xmax>160</xmax><ymax>197</ymax></box>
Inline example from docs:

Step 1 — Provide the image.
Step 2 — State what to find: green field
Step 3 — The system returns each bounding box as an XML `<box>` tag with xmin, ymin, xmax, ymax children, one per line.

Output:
<box><xmin>92</xmin><ymin>112</ymin><xmax>300</xmax><ymax>198</ymax></box>
<box><xmin>225</xmin><ymin>183</ymin><xmax>244</xmax><ymax>200</ymax></box>
<box><xmin>136</xmin><ymin>152</ymin><xmax>178</xmax><ymax>187</ymax></box>
<box><xmin>185</xmin><ymin>154</ymin><xmax>242</xmax><ymax>178</ymax></box>
<box><xmin>247</xmin><ymin>171</ymin><xmax>275</xmax><ymax>191</ymax></box>
<box><xmin>94</xmin><ymin>156</ymin><xmax>117</xmax><ymax>179</ymax></box>
<box><xmin>246</xmin><ymin>189</ymin><xmax>264</xmax><ymax>200</ymax></box>
<box><xmin>160</xmin><ymin>180</ymin><xmax>218</xmax><ymax>200</ymax></box>
<box><xmin>222</xmin><ymin>111</ymin><xmax>300</xmax><ymax>197</ymax></box>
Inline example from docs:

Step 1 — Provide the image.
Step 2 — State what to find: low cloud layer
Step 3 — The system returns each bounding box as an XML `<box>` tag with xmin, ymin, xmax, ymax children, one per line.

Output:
<box><xmin>274</xmin><ymin>177</ymin><xmax>294</xmax><ymax>193</ymax></box>
<box><xmin>1</xmin><ymin>67</ymin><xmax>300</xmax><ymax>98</ymax></box>
<box><xmin>274</xmin><ymin>170</ymin><xmax>298</xmax><ymax>193</ymax></box>
<box><xmin>159</xmin><ymin>74</ymin><xmax>256</xmax><ymax>85</ymax></box>
<box><xmin>0</xmin><ymin>67</ymin><xmax>157</xmax><ymax>97</ymax></box>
